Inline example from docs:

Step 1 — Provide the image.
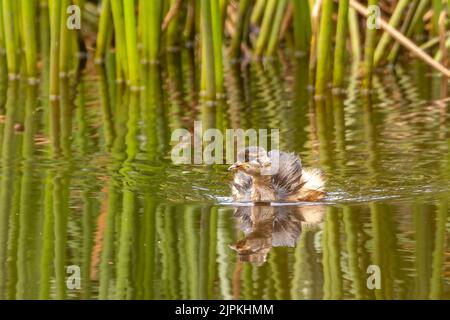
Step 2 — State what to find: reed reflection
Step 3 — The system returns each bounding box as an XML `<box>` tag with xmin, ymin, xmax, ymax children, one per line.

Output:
<box><xmin>0</xmin><ymin>48</ymin><xmax>448</xmax><ymax>300</ymax></box>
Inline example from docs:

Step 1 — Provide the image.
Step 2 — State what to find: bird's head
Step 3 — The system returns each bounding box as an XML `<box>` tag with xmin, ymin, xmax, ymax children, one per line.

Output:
<box><xmin>228</xmin><ymin>146</ymin><xmax>272</xmax><ymax>177</ymax></box>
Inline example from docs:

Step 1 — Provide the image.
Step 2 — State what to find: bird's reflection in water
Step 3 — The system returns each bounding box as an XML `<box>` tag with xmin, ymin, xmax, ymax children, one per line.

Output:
<box><xmin>230</xmin><ymin>204</ymin><xmax>325</xmax><ymax>266</ymax></box>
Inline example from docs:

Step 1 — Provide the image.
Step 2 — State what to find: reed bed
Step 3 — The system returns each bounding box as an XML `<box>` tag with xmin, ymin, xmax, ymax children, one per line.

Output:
<box><xmin>0</xmin><ymin>0</ymin><xmax>447</xmax><ymax>101</ymax></box>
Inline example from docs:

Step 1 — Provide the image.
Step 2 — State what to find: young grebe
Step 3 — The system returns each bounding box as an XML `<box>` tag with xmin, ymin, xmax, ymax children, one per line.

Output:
<box><xmin>228</xmin><ymin>147</ymin><xmax>325</xmax><ymax>202</ymax></box>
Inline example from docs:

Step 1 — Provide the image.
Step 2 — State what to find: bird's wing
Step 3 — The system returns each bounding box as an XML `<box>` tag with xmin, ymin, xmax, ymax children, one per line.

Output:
<box><xmin>231</xmin><ymin>171</ymin><xmax>253</xmax><ymax>201</ymax></box>
<box><xmin>268</xmin><ymin>150</ymin><xmax>305</xmax><ymax>197</ymax></box>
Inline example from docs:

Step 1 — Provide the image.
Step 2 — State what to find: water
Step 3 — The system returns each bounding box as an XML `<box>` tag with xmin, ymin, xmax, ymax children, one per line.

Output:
<box><xmin>0</xmin><ymin>52</ymin><xmax>449</xmax><ymax>300</ymax></box>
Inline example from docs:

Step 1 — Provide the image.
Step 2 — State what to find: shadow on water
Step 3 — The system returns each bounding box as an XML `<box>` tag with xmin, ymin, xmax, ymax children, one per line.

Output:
<box><xmin>0</xmin><ymin>49</ymin><xmax>449</xmax><ymax>299</ymax></box>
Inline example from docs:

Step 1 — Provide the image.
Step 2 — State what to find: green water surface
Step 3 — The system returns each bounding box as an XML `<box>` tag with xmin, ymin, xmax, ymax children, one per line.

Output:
<box><xmin>0</xmin><ymin>51</ymin><xmax>449</xmax><ymax>300</ymax></box>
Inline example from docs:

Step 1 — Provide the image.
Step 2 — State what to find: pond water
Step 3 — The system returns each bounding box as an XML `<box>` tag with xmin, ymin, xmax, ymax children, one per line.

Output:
<box><xmin>0</xmin><ymin>51</ymin><xmax>449</xmax><ymax>300</ymax></box>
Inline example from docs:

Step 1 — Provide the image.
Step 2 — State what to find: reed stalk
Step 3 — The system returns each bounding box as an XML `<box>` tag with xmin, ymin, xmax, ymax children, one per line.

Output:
<box><xmin>138</xmin><ymin>1</ymin><xmax>148</xmax><ymax>61</ymax></box>
<box><xmin>251</xmin><ymin>0</ymin><xmax>267</xmax><ymax>26</ymax></box>
<box><xmin>309</xmin><ymin>0</ymin><xmax>322</xmax><ymax>83</ymax></box>
<box><xmin>387</xmin><ymin>0</ymin><xmax>419</xmax><ymax>64</ymax></box>
<box><xmin>2</xmin><ymin>0</ymin><xmax>19</xmax><ymax>76</ymax></box>
<box><xmin>434</xmin><ymin>39</ymin><xmax>450</xmax><ymax>63</ymax></box>
<box><xmin>59</xmin><ymin>0</ymin><xmax>70</xmax><ymax>76</ymax></box>
<box><xmin>211</xmin><ymin>0</ymin><xmax>224</xmax><ymax>93</ymax></box>
<box><xmin>437</xmin><ymin>11</ymin><xmax>448</xmax><ymax>67</ymax></box>
<box><xmin>315</xmin><ymin>0</ymin><xmax>334</xmax><ymax>96</ymax></box>
<box><xmin>147</xmin><ymin>0</ymin><xmax>163</xmax><ymax>63</ymax></box>
<box><xmin>279</xmin><ymin>3</ymin><xmax>293</xmax><ymax>42</ymax></box>
<box><xmin>348</xmin><ymin>7</ymin><xmax>361</xmax><ymax>61</ymax></box>
<box><xmin>165</xmin><ymin>0</ymin><xmax>182</xmax><ymax>49</ymax></box>
<box><xmin>332</xmin><ymin>0</ymin><xmax>349</xmax><ymax>89</ymax></box>
<box><xmin>95</xmin><ymin>0</ymin><xmax>111</xmax><ymax>63</ymax></box>
<box><xmin>420</xmin><ymin>32</ymin><xmax>450</xmax><ymax>50</ymax></box>
<box><xmin>362</xmin><ymin>0</ymin><xmax>378</xmax><ymax>89</ymax></box>
<box><xmin>184</xmin><ymin>0</ymin><xmax>196</xmax><ymax>43</ymax></box>
<box><xmin>292</xmin><ymin>0</ymin><xmax>312</xmax><ymax>54</ymax></box>
<box><xmin>373</xmin><ymin>0</ymin><xmax>409</xmax><ymax>66</ymax></box>
<box><xmin>230</xmin><ymin>0</ymin><xmax>251</xmax><ymax>59</ymax></box>
<box><xmin>254</xmin><ymin>0</ymin><xmax>277</xmax><ymax>58</ymax></box>
<box><xmin>39</xmin><ymin>0</ymin><xmax>50</xmax><ymax>72</ymax></box>
<box><xmin>194</xmin><ymin>0</ymin><xmax>201</xmax><ymax>36</ymax></box>
<box><xmin>49</xmin><ymin>0</ymin><xmax>62</xmax><ymax>96</ymax></box>
<box><xmin>0</xmin><ymin>2</ymin><xmax>5</xmax><ymax>55</ymax></box>
<box><xmin>201</xmin><ymin>0</ymin><xmax>216</xmax><ymax>100</ymax></box>
<box><xmin>48</xmin><ymin>0</ymin><xmax>62</xmax><ymax>155</ymax></box>
<box><xmin>266</xmin><ymin>0</ymin><xmax>288</xmax><ymax>57</ymax></box>
<box><xmin>123</xmin><ymin>0</ymin><xmax>139</xmax><ymax>88</ymax></box>
<box><xmin>110</xmin><ymin>0</ymin><xmax>129</xmax><ymax>80</ymax></box>
<box><xmin>431</xmin><ymin>0</ymin><xmax>443</xmax><ymax>36</ymax></box>
<box><xmin>20</xmin><ymin>0</ymin><xmax>37</xmax><ymax>78</ymax></box>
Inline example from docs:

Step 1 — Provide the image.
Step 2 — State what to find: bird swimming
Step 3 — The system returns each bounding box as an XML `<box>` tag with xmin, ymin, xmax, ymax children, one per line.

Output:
<box><xmin>228</xmin><ymin>147</ymin><xmax>326</xmax><ymax>202</ymax></box>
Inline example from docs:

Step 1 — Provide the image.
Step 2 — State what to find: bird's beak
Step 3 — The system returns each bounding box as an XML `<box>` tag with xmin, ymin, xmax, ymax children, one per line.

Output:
<box><xmin>228</xmin><ymin>162</ymin><xmax>243</xmax><ymax>171</ymax></box>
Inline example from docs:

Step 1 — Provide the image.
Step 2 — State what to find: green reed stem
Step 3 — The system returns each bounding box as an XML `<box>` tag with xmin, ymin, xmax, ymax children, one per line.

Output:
<box><xmin>184</xmin><ymin>0</ymin><xmax>196</xmax><ymax>43</ymax></box>
<box><xmin>431</xmin><ymin>0</ymin><xmax>443</xmax><ymax>36</ymax></box>
<box><xmin>292</xmin><ymin>0</ymin><xmax>312</xmax><ymax>54</ymax></box>
<box><xmin>59</xmin><ymin>0</ymin><xmax>70</xmax><ymax>75</ymax></box>
<box><xmin>39</xmin><ymin>0</ymin><xmax>50</xmax><ymax>71</ymax></box>
<box><xmin>388</xmin><ymin>0</ymin><xmax>428</xmax><ymax>63</ymax></box>
<box><xmin>166</xmin><ymin>0</ymin><xmax>182</xmax><ymax>49</ymax></box>
<box><xmin>20</xmin><ymin>0</ymin><xmax>37</xmax><ymax>78</ymax></box>
<box><xmin>138</xmin><ymin>0</ymin><xmax>145</xmax><ymax>43</ymax></box>
<box><xmin>251</xmin><ymin>0</ymin><xmax>267</xmax><ymax>26</ymax></box>
<box><xmin>230</xmin><ymin>0</ymin><xmax>251</xmax><ymax>59</ymax></box>
<box><xmin>49</xmin><ymin>0</ymin><xmax>61</xmax><ymax>96</ymax></box>
<box><xmin>110</xmin><ymin>0</ymin><xmax>128</xmax><ymax>80</ymax></box>
<box><xmin>211</xmin><ymin>0</ymin><xmax>224</xmax><ymax>92</ymax></box>
<box><xmin>2</xmin><ymin>0</ymin><xmax>19</xmax><ymax>75</ymax></box>
<box><xmin>201</xmin><ymin>0</ymin><xmax>216</xmax><ymax>100</ymax></box>
<box><xmin>266</xmin><ymin>0</ymin><xmax>287</xmax><ymax>57</ymax></box>
<box><xmin>123</xmin><ymin>0</ymin><xmax>139</xmax><ymax>87</ymax></box>
<box><xmin>363</xmin><ymin>0</ymin><xmax>378</xmax><ymax>89</ymax></box>
<box><xmin>315</xmin><ymin>0</ymin><xmax>334</xmax><ymax>96</ymax></box>
<box><xmin>95</xmin><ymin>0</ymin><xmax>111</xmax><ymax>63</ymax></box>
<box><xmin>60</xmin><ymin>80</ymin><xmax>72</xmax><ymax>156</ymax></box>
<box><xmin>147</xmin><ymin>0</ymin><xmax>162</xmax><ymax>63</ymax></box>
<box><xmin>97</xmin><ymin>65</ymin><xmax>116</xmax><ymax>150</ymax></box>
<box><xmin>373</xmin><ymin>0</ymin><xmax>409</xmax><ymax>66</ymax></box>
<box><xmin>332</xmin><ymin>0</ymin><xmax>349</xmax><ymax>88</ymax></box>
<box><xmin>0</xmin><ymin>2</ymin><xmax>5</xmax><ymax>54</ymax></box>
<box><xmin>385</xmin><ymin>2</ymin><xmax>417</xmax><ymax>63</ymax></box>
<box><xmin>348</xmin><ymin>8</ymin><xmax>361</xmax><ymax>61</ymax></box>
<box><xmin>48</xmin><ymin>0</ymin><xmax>62</xmax><ymax>155</ymax></box>
<box><xmin>254</xmin><ymin>0</ymin><xmax>277</xmax><ymax>57</ymax></box>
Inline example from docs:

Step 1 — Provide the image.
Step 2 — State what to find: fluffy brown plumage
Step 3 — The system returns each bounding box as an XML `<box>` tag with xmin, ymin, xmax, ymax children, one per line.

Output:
<box><xmin>229</xmin><ymin>147</ymin><xmax>326</xmax><ymax>202</ymax></box>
